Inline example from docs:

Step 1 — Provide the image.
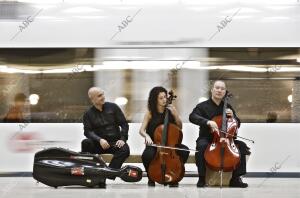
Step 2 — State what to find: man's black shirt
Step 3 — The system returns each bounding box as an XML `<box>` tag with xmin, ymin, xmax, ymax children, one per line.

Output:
<box><xmin>83</xmin><ymin>102</ymin><xmax>129</xmax><ymax>142</ymax></box>
<box><xmin>189</xmin><ymin>98</ymin><xmax>240</xmax><ymax>140</ymax></box>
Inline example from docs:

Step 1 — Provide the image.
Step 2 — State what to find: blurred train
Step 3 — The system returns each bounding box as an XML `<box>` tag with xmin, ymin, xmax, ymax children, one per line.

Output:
<box><xmin>0</xmin><ymin>0</ymin><xmax>299</xmax><ymax>175</ymax></box>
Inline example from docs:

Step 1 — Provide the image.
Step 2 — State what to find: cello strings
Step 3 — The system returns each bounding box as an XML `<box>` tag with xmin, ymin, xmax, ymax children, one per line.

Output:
<box><xmin>218</xmin><ymin>130</ymin><xmax>255</xmax><ymax>143</ymax></box>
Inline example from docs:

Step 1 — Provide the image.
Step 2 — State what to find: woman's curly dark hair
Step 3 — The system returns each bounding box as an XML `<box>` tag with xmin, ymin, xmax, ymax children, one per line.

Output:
<box><xmin>147</xmin><ymin>86</ymin><xmax>167</xmax><ymax>115</ymax></box>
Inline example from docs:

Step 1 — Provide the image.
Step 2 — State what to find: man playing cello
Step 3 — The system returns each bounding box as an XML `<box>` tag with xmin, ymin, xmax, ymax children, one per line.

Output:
<box><xmin>189</xmin><ymin>80</ymin><xmax>250</xmax><ymax>188</ymax></box>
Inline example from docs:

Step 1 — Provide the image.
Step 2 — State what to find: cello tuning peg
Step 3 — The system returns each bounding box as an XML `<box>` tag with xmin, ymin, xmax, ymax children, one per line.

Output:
<box><xmin>226</xmin><ymin>91</ymin><xmax>233</xmax><ymax>97</ymax></box>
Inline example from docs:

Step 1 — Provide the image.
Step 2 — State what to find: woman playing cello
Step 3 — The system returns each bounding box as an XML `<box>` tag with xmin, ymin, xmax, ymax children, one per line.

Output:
<box><xmin>139</xmin><ymin>86</ymin><xmax>189</xmax><ymax>187</ymax></box>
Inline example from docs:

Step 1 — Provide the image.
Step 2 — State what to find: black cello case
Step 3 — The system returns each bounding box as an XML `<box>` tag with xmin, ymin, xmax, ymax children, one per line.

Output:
<box><xmin>33</xmin><ymin>147</ymin><xmax>142</xmax><ymax>188</ymax></box>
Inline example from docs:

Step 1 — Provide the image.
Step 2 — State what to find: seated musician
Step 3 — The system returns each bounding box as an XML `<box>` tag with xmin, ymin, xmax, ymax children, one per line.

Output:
<box><xmin>139</xmin><ymin>86</ymin><xmax>190</xmax><ymax>187</ymax></box>
<box><xmin>189</xmin><ymin>80</ymin><xmax>250</xmax><ymax>188</ymax></box>
<box><xmin>81</xmin><ymin>87</ymin><xmax>130</xmax><ymax>188</ymax></box>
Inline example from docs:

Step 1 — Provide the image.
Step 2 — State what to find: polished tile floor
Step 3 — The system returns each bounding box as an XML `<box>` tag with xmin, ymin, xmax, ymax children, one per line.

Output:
<box><xmin>0</xmin><ymin>177</ymin><xmax>299</xmax><ymax>198</ymax></box>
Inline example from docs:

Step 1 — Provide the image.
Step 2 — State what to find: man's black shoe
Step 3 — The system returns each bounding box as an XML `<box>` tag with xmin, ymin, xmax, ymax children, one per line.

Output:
<box><xmin>98</xmin><ymin>181</ymin><xmax>106</xmax><ymax>188</ymax></box>
<box><xmin>230</xmin><ymin>177</ymin><xmax>248</xmax><ymax>188</ymax></box>
<box><xmin>107</xmin><ymin>175</ymin><xmax>116</xmax><ymax>180</ymax></box>
<box><xmin>169</xmin><ymin>182</ymin><xmax>179</xmax><ymax>187</ymax></box>
<box><xmin>196</xmin><ymin>176</ymin><xmax>205</xmax><ymax>187</ymax></box>
<box><xmin>148</xmin><ymin>179</ymin><xmax>155</xmax><ymax>187</ymax></box>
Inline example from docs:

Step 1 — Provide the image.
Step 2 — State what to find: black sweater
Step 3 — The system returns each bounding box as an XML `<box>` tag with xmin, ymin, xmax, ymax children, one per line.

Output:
<box><xmin>83</xmin><ymin>102</ymin><xmax>129</xmax><ymax>142</ymax></box>
<box><xmin>189</xmin><ymin>98</ymin><xmax>240</xmax><ymax>140</ymax></box>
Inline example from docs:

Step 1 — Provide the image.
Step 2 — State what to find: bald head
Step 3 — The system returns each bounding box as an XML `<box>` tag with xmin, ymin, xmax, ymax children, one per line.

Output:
<box><xmin>88</xmin><ymin>87</ymin><xmax>105</xmax><ymax>106</ymax></box>
<box><xmin>88</xmin><ymin>87</ymin><xmax>103</xmax><ymax>99</ymax></box>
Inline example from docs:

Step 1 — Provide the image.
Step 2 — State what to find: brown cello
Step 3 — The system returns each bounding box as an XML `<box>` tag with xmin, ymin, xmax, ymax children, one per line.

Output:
<box><xmin>148</xmin><ymin>91</ymin><xmax>185</xmax><ymax>185</ymax></box>
<box><xmin>204</xmin><ymin>91</ymin><xmax>240</xmax><ymax>174</ymax></box>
